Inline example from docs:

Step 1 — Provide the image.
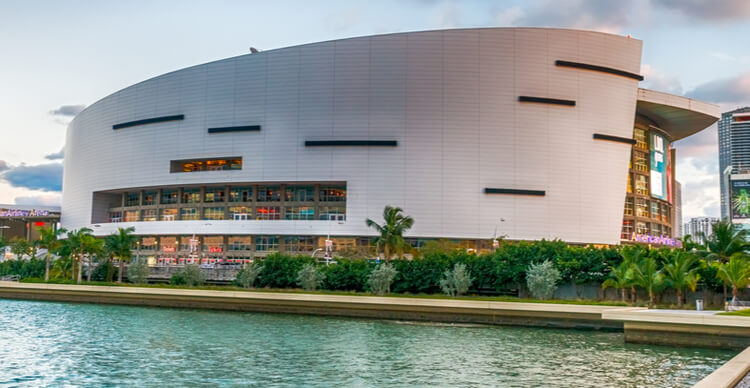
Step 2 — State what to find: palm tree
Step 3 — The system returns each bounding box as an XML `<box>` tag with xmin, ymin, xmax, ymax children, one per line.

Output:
<box><xmin>715</xmin><ymin>253</ymin><xmax>750</xmax><ymax>305</ymax></box>
<box><xmin>108</xmin><ymin>227</ymin><xmax>137</xmax><ymax>283</ymax></box>
<box><xmin>365</xmin><ymin>206</ymin><xmax>414</xmax><ymax>261</ymax></box>
<box><xmin>602</xmin><ymin>260</ymin><xmax>632</xmax><ymax>302</ymax></box>
<box><xmin>620</xmin><ymin>245</ymin><xmax>645</xmax><ymax>303</ymax></box>
<box><xmin>661</xmin><ymin>251</ymin><xmax>700</xmax><ymax>308</ymax></box>
<box><xmin>63</xmin><ymin>228</ymin><xmax>93</xmax><ymax>284</ymax></box>
<box><xmin>630</xmin><ymin>256</ymin><xmax>663</xmax><ymax>308</ymax></box>
<box><xmin>34</xmin><ymin>226</ymin><xmax>67</xmax><ymax>282</ymax></box>
<box><xmin>10</xmin><ymin>238</ymin><xmax>33</xmax><ymax>260</ymax></box>
<box><xmin>704</xmin><ymin>220</ymin><xmax>748</xmax><ymax>301</ymax></box>
<box><xmin>681</xmin><ymin>234</ymin><xmax>704</xmax><ymax>252</ymax></box>
<box><xmin>83</xmin><ymin>235</ymin><xmax>104</xmax><ymax>283</ymax></box>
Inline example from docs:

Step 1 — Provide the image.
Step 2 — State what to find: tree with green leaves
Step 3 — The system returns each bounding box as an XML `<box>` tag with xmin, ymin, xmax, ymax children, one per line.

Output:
<box><xmin>365</xmin><ymin>206</ymin><xmax>414</xmax><ymax>261</ymax></box>
<box><xmin>715</xmin><ymin>253</ymin><xmax>750</xmax><ymax>305</ymax></box>
<box><xmin>34</xmin><ymin>226</ymin><xmax>67</xmax><ymax>282</ymax></box>
<box><xmin>661</xmin><ymin>251</ymin><xmax>700</xmax><ymax>308</ymax></box>
<box><xmin>10</xmin><ymin>238</ymin><xmax>32</xmax><ymax>260</ymax></box>
<box><xmin>63</xmin><ymin>228</ymin><xmax>94</xmax><ymax>284</ymax></box>
<box><xmin>680</xmin><ymin>234</ymin><xmax>704</xmax><ymax>252</ymax></box>
<box><xmin>620</xmin><ymin>245</ymin><xmax>646</xmax><ymax>303</ymax></box>
<box><xmin>602</xmin><ymin>260</ymin><xmax>632</xmax><ymax>303</ymax></box>
<box><xmin>704</xmin><ymin>220</ymin><xmax>748</xmax><ymax>301</ymax></box>
<box><xmin>105</xmin><ymin>227</ymin><xmax>137</xmax><ymax>283</ymax></box>
<box><xmin>630</xmin><ymin>256</ymin><xmax>663</xmax><ymax>308</ymax></box>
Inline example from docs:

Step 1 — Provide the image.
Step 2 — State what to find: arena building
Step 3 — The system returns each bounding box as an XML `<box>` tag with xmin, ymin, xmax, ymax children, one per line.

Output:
<box><xmin>61</xmin><ymin>28</ymin><xmax>719</xmax><ymax>263</ymax></box>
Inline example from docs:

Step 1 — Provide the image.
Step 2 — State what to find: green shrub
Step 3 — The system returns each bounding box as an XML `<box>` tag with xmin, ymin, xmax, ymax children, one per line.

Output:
<box><xmin>235</xmin><ymin>261</ymin><xmax>263</xmax><ymax>289</ymax></box>
<box><xmin>297</xmin><ymin>263</ymin><xmax>325</xmax><ymax>291</ymax></box>
<box><xmin>369</xmin><ymin>263</ymin><xmax>398</xmax><ymax>295</ymax></box>
<box><xmin>526</xmin><ymin>260</ymin><xmax>561</xmax><ymax>299</ymax></box>
<box><xmin>322</xmin><ymin>259</ymin><xmax>372</xmax><ymax>291</ymax></box>
<box><xmin>90</xmin><ymin>261</ymin><xmax>118</xmax><ymax>282</ymax></box>
<box><xmin>0</xmin><ymin>258</ymin><xmax>45</xmax><ymax>279</ymax></box>
<box><xmin>128</xmin><ymin>258</ymin><xmax>149</xmax><ymax>284</ymax></box>
<box><xmin>440</xmin><ymin>263</ymin><xmax>473</xmax><ymax>296</ymax></box>
<box><xmin>257</xmin><ymin>253</ymin><xmax>312</xmax><ymax>288</ymax></box>
<box><xmin>391</xmin><ymin>255</ymin><xmax>452</xmax><ymax>294</ymax></box>
<box><xmin>170</xmin><ymin>264</ymin><xmax>205</xmax><ymax>287</ymax></box>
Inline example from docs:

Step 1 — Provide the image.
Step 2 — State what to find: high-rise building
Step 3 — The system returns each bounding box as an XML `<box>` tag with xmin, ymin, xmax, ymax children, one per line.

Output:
<box><xmin>719</xmin><ymin>107</ymin><xmax>750</xmax><ymax>219</ymax></box>
<box><xmin>683</xmin><ymin>217</ymin><xmax>719</xmax><ymax>244</ymax></box>
<box><xmin>674</xmin><ymin>181</ymin><xmax>682</xmax><ymax>237</ymax></box>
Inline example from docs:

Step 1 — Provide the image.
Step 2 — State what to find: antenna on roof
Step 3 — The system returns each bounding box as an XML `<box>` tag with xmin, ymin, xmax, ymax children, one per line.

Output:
<box><xmin>250</xmin><ymin>47</ymin><xmax>260</xmax><ymax>54</ymax></box>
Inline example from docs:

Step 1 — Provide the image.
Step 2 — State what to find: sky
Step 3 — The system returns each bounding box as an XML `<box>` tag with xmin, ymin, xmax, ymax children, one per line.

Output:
<box><xmin>1</xmin><ymin>0</ymin><xmax>749</xmax><ymax>224</ymax></box>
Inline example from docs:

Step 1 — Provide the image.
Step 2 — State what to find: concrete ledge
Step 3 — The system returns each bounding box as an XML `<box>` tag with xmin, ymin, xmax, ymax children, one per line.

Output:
<box><xmin>0</xmin><ymin>282</ymin><xmax>625</xmax><ymax>330</ymax></box>
<box><xmin>693</xmin><ymin>346</ymin><xmax>750</xmax><ymax>388</ymax></box>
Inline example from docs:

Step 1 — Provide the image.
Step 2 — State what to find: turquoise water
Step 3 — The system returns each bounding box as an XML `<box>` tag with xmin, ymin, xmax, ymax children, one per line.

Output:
<box><xmin>0</xmin><ymin>299</ymin><xmax>735</xmax><ymax>387</ymax></box>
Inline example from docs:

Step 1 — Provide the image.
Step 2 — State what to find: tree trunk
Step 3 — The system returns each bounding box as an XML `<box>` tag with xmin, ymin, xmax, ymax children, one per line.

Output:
<box><xmin>106</xmin><ymin>258</ymin><xmax>115</xmax><ymax>282</ymax></box>
<box><xmin>676</xmin><ymin>289</ymin><xmax>683</xmax><ymax>308</ymax></box>
<box><xmin>621</xmin><ymin>288</ymin><xmax>626</xmax><ymax>303</ymax></box>
<box><xmin>384</xmin><ymin>246</ymin><xmax>390</xmax><ymax>263</ymax></box>
<box><xmin>724</xmin><ymin>285</ymin><xmax>728</xmax><ymax>305</ymax></box>
<box><xmin>72</xmin><ymin>257</ymin><xmax>77</xmax><ymax>281</ymax></box>
<box><xmin>732</xmin><ymin>285</ymin><xmax>738</xmax><ymax>305</ymax></box>
<box><xmin>44</xmin><ymin>252</ymin><xmax>50</xmax><ymax>282</ymax></box>
<box><xmin>86</xmin><ymin>257</ymin><xmax>92</xmax><ymax>283</ymax></box>
<box><xmin>631</xmin><ymin>286</ymin><xmax>637</xmax><ymax>303</ymax></box>
<box><xmin>76</xmin><ymin>254</ymin><xmax>83</xmax><ymax>284</ymax></box>
<box><xmin>118</xmin><ymin>258</ymin><xmax>124</xmax><ymax>283</ymax></box>
<box><xmin>648</xmin><ymin>289</ymin><xmax>654</xmax><ymax>308</ymax></box>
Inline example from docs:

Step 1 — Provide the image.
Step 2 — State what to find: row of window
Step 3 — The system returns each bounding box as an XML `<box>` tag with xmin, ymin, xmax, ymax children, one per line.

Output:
<box><xmin>111</xmin><ymin>205</ymin><xmax>345</xmax><ymax>222</ymax></box>
<box><xmin>139</xmin><ymin>235</ymin><xmax>347</xmax><ymax>253</ymax></box>
<box><xmin>623</xmin><ymin>197</ymin><xmax>671</xmax><ymax>223</ymax></box>
<box><xmin>621</xmin><ymin>220</ymin><xmax>672</xmax><ymax>240</ymax></box>
<box><xmin>123</xmin><ymin>185</ymin><xmax>345</xmax><ymax>206</ymax></box>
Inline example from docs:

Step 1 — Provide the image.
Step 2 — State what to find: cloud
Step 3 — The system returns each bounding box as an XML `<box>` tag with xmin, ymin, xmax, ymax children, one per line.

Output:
<box><xmin>652</xmin><ymin>0</ymin><xmax>750</xmax><ymax>21</ymax></box>
<box><xmin>14</xmin><ymin>193</ymin><xmax>62</xmax><ymax>207</ymax></box>
<box><xmin>493</xmin><ymin>6</ymin><xmax>524</xmax><ymax>26</ymax></box>
<box><xmin>685</xmin><ymin>72</ymin><xmax>750</xmax><ymax>108</ymax></box>
<box><xmin>44</xmin><ymin>148</ymin><xmax>64</xmax><ymax>160</ymax></box>
<box><xmin>49</xmin><ymin>104</ymin><xmax>85</xmax><ymax>117</ymax></box>
<box><xmin>640</xmin><ymin>64</ymin><xmax>683</xmax><ymax>95</ymax></box>
<box><xmin>0</xmin><ymin>163</ymin><xmax>63</xmax><ymax>192</ymax></box>
<box><xmin>0</xmin><ymin>160</ymin><xmax>8</xmax><ymax>172</ymax></box>
<box><xmin>497</xmin><ymin>0</ymin><xmax>644</xmax><ymax>33</ymax></box>
<box><xmin>433</xmin><ymin>1</ymin><xmax>462</xmax><ymax>28</ymax></box>
<box><xmin>677</xmin><ymin>157</ymin><xmax>721</xmax><ymax>221</ymax></box>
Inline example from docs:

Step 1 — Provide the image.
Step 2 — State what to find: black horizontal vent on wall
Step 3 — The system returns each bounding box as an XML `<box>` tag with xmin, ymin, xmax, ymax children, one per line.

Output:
<box><xmin>208</xmin><ymin>125</ymin><xmax>261</xmax><ymax>134</ymax></box>
<box><xmin>305</xmin><ymin>140</ymin><xmax>398</xmax><ymax>147</ymax></box>
<box><xmin>593</xmin><ymin>133</ymin><xmax>637</xmax><ymax>145</ymax></box>
<box><xmin>484</xmin><ymin>188</ymin><xmax>546</xmax><ymax>196</ymax></box>
<box><xmin>555</xmin><ymin>60</ymin><xmax>644</xmax><ymax>81</ymax></box>
<box><xmin>518</xmin><ymin>96</ymin><xmax>576</xmax><ymax>106</ymax></box>
<box><xmin>113</xmin><ymin>115</ymin><xmax>185</xmax><ymax>130</ymax></box>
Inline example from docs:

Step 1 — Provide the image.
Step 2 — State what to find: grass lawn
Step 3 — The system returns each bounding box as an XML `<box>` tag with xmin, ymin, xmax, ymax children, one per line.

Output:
<box><xmin>18</xmin><ymin>278</ymin><xmax>629</xmax><ymax>306</ymax></box>
<box><xmin>718</xmin><ymin>309</ymin><xmax>750</xmax><ymax>317</ymax></box>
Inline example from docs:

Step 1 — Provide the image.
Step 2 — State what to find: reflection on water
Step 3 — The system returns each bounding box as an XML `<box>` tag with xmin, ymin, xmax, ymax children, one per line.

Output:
<box><xmin>0</xmin><ymin>299</ymin><xmax>735</xmax><ymax>387</ymax></box>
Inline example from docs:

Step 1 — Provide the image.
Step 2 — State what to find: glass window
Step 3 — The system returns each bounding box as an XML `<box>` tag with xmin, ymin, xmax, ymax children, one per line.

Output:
<box><xmin>125</xmin><ymin>192</ymin><xmax>140</xmax><ymax>207</ymax></box>
<box><xmin>203</xmin><ymin>207</ymin><xmax>225</xmax><ymax>220</ymax></box>
<box><xmin>626</xmin><ymin>173</ymin><xmax>632</xmax><ymax>193</ymax></box>
<box><xmin>635</xmin><ymin>175</ymin><xmax>649</xmax><ymax>196</ymax></box>
<box><xmin>284</xmin><ymin>236</ymin><xmax>315</xmax><ymax>253</ymax></box>
<box><xmin>182</xmin><ymin>188</ymin><xmax>201</xmax><ymax>204</ymax></box>
<box><xmin>257</xmin><ymin>186</ymin><xmax>280</xmax><ymax>202</ymax></box>
<box><xmin>110</xmin><ymin>211</ymin><xmax>122</xmax><ymax>223</ymax></box>
<box><xmin>662</xmin><ymin>204</ymin><xmax>670</xmax><ymax>223</ymax></box>
<box><xmin>635</xmin><ymin>199</ymin><xmax>649</xmax><ymax>218</ymax></box>
<box><xmin>633</xmin><ymin>152</ymin><xmax>648</xmax><ymax>172</ymax></box>
<box><xmin>180</xmin><ymin>236</ymin><xmax>200</xmax><ymax>252</ymax></box>
<box><xmin>319</xmin><ymin>206</ymin><xmax>346</xmax><ymax>221</ymax></box>
<box><xmin>621</xmin><ymin>221</ymin><xmax>633</xmax><ymax>240</ymax></box>
<box><xmin>171</xmin><ymin>157</ymin><xmax>242</xmax><ymax>173</ymax></box>
<box><xmin>143</xmin><ymin>191</ymin><xmax>157</xmax><ymax>206</ymax></box>
<box><xmin>319</xmin><ymin>186</ymin><xmax>346</xmax><ymax>202</ymax></box>
<box><xmin>181</xmin><ymin>208</ymin><xmax>199</xmax><ymax>220</ymax></box>
<box><xmin>142</xmin><ymin>209</ymin><xmax>157</xmax><ymax>222</ymax></box>
<box><xmin>229</xmin><ymin>206</ymin><xmax>251</xmax><ymax>220</ymax></box>
<box><xmin>634</xmin><ymin>128</ymin><xmax>648</xmax><ymax>150</ymax></box>
<box><xmin>161</xmin><ymin>190</ymin><xmax>178</xmax><ymax>204</ymax></box>
<box><xmin>160</xmin><ymin>208</ymin><xmax>178</xmax><ymax>221</ymax></box>
<box><xmin>203</xmin><ymin>236</ymin><xmax>224</xmax><ymax>253</ymax></box>
<box><xmin>285</xmin><ymin>185</ymin><xmax>314</xmax><ymax>202</ymax></box>
<box><xmin>140</xmin><ymin>237</ymin><xmax>157</xmax><ymax>250</ymax></box>
<box><xmin>285</xmin><ymin>206</ymin><xmax>315</xmax><ymax>220</ymax></box>
<box><xmin>229</xmin><ymin>187</ymin><xmax>252</xmax><ymax>202</ymax></box>
<box><xmin>204</xmin><ymin>187</ymin><xmax>225</xmax><ymax>203</ymax></box>
<box><xmin>228</xmin><ymin>236</ymin><xmax>252</xmax><ymax>251</ymax></box>
<box><xmin>636</xmin><ymin>221</ymin><xmax>649</xmax><ymax>235</ymax></box>
<box><xmin>255</xmin><ymin>236</ymin><xmax>279</xmax><ymax>252</ymax></box>
<box><xmin>256</xmin><ymin>207</ymin><xmax>281</xmax><ymax>220</ymax></box>
<box><xmin>124</xmin><ymin>210</ymin><xmax>139</xmax><ymax>222</ymax></box>
<box><xmin>651</xmin><ymin>202</ymin><xmax>660</xmax><ymax>219</ymax></box>
<box><xmin>624</xmin><ymin>198</ymin><xmax>634</xmax><ymax>216</ymax></box>
<box><xmin>160</xmin><ymin>237</ymin><xmax>177</xmax><ymax>253</ymax></box>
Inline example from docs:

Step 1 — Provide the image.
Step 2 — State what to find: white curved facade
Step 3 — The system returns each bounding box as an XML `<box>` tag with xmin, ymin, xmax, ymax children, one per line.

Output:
<box><xmin>63</xmin><ymin>28</ymin><xmax>667</xmax><ymax>245</ymax></box>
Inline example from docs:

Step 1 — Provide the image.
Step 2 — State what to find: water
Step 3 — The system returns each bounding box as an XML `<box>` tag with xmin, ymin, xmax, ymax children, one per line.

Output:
<box><xmin>0</xmin><ymin>300</ymin><xmax>735</xmax><ymax>387</ymax></box>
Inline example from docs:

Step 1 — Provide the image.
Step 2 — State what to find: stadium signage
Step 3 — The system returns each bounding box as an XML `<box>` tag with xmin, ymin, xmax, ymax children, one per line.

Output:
<box><xmin>0</xmin><ymin>209</ymin><xmax>51</xmax><ymax>217</ymax></box>
<box><xmin>630</xmin><ymin>233</ymin><xmax>682</xmax><ymax>248</ymax></box>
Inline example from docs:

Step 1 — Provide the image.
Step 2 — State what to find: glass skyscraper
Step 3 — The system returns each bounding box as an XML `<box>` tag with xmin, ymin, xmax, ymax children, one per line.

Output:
<box><xmin>719</xmin><ymin>107</ymin><xmax>750</xmax><ymax>219</ymax></box>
